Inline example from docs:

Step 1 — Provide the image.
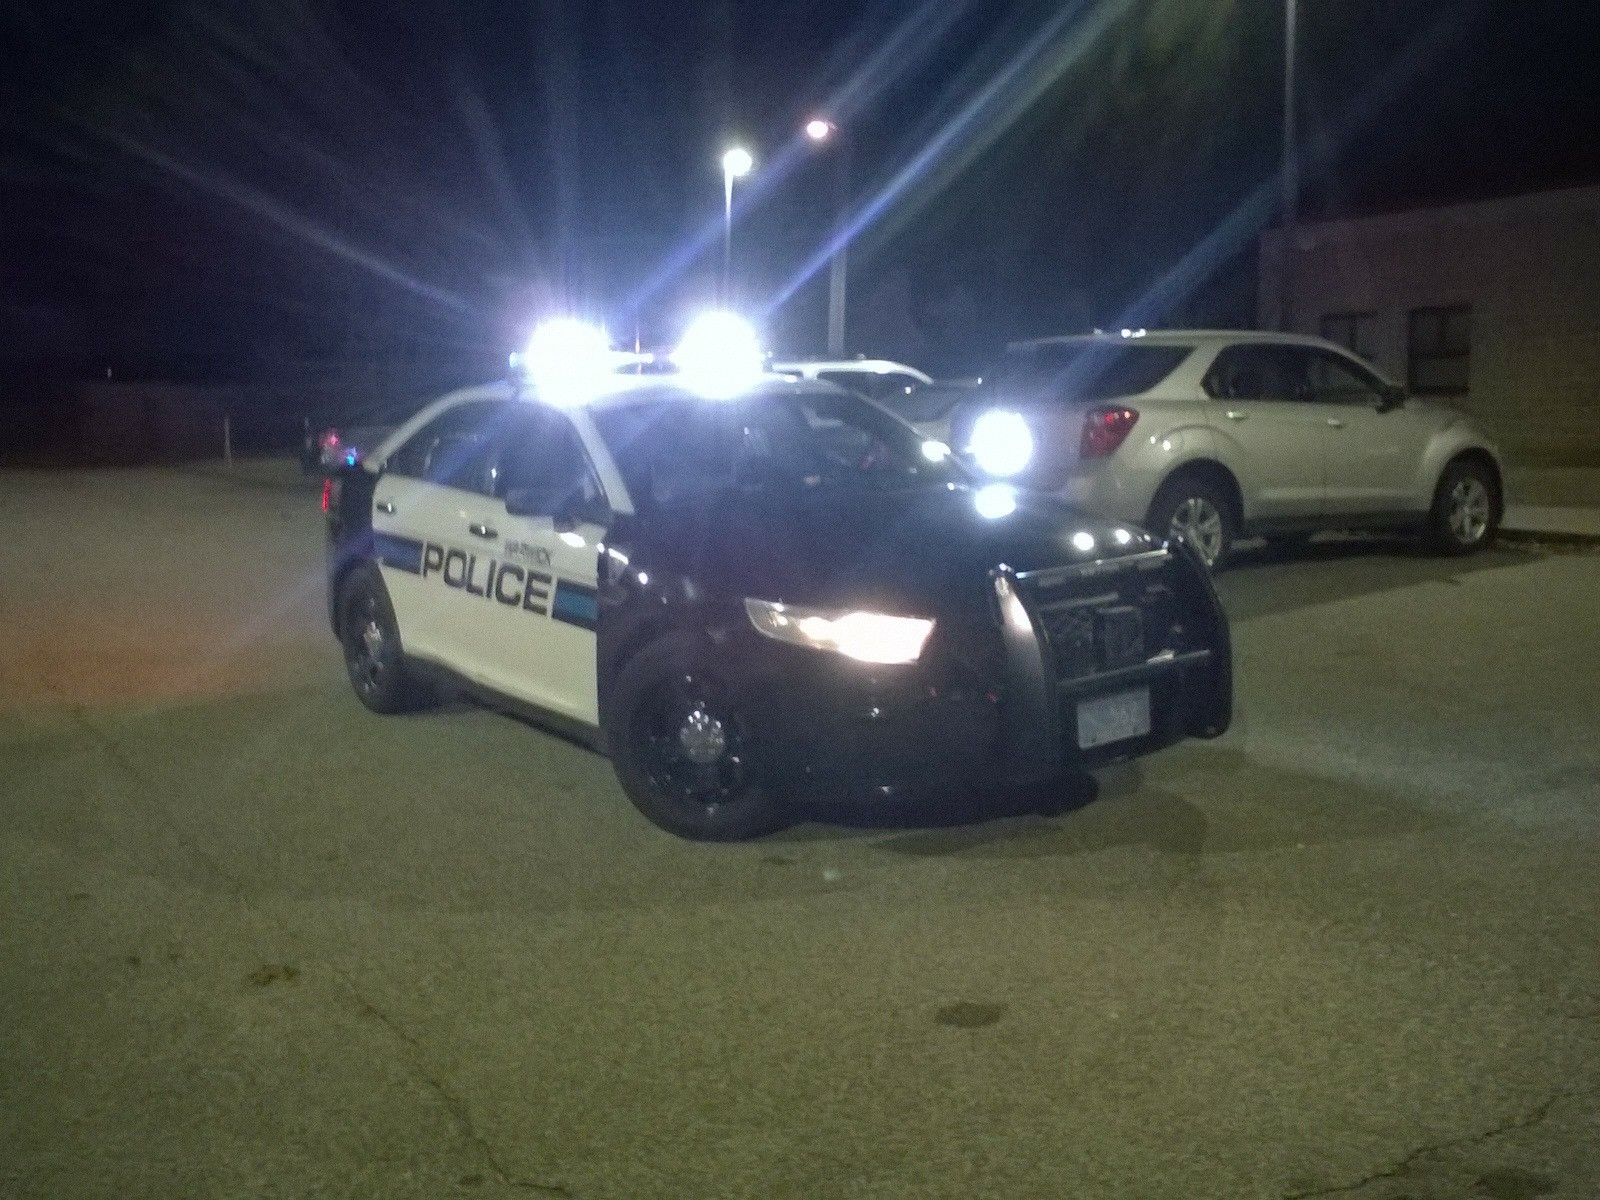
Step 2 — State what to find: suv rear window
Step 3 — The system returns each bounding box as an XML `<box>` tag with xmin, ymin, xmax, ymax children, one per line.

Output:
<box><xmin>991</xmin><ymin>344</ymin><xmax>1192</xmax><ymax>403</ymax></box>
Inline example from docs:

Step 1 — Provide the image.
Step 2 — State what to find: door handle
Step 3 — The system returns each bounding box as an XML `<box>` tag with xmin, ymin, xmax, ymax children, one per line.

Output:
<box><xmin>467</xmin><ymin>522</ymin><xmax>498</xmax><ymax>539</ymax></box>
<box><xmin>1326</xmin><ymin>418</ymin><xmax>1345</xmax><ymax>429</ymax></box>
<box><xmin>1225</xmin><ymin>410</ymin><xmax>1249</xmax><ymax>421</ymax></box>
<box><xmin>376</xmin><ymin>500</ymin><xmax>396</xmax><ymax>514</ymax></box>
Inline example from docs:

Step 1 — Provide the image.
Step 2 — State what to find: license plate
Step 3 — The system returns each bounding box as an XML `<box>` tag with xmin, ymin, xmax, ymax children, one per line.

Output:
<box><xmin>1076</xmin><ymin>687</ymin><xmax>1151</xmax><ymax>749</ymax></box>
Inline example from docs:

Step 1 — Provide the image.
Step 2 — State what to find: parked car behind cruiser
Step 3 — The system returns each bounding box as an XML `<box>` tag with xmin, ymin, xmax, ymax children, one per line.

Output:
<box><xmin>949</xmin><ymin>330</ymin><xmax>1504</xmax><ymax>567</ymax></box>
<box><xmin>327</xmin><ymin>372</ymin><xmax>1232</xmax><ymax>840</ymax></box>
<box><xmin>771</xmin><ymin>358</ymin><xmax>933</xmax><ymax>403</ymax></box>
<box><xmin>302</xmin><ymin>398</ymin><xmax>428</xmax><ymax>473</ymax></box>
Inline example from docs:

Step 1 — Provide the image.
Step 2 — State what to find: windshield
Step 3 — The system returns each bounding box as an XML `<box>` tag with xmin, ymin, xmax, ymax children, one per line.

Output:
<box><xmin>990</xmin><ymin>343</ymin><xmax>1192</xmax><ymax>403</ymax></box>
<box><xmin>592</xmin><ymin>386</ymin><xmax>963</xmax><ymax>505</ymax></box>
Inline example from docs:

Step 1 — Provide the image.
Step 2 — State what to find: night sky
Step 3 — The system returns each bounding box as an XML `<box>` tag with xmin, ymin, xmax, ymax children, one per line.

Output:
<box><xmin>3</xmin><ymin>0</ymin><xmax>1597</xmax><ymax>378</ymax></box>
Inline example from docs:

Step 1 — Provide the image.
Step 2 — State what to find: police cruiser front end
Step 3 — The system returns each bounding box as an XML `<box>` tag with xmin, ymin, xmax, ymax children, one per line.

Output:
<box><xmin>325</xmin><ymin>317</ymin><xmax>1232</xmax><ymax>841</ymax></box>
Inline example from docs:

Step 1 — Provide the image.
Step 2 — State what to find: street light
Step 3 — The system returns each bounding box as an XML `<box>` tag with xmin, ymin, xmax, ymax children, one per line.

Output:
<box><xmin>721</xmin><ymin>146</ymin><xmax>754</xmax><ymax>302</ymax></box>
<box><xmin>1280</xmin><ymin>0</ymin><xmax>1298</xmax><ymax>331</ymax></box>
<box><xmin>805</xmin><ymin>117</ymin><xmax>850</xmax><ymax>357</ymax></box>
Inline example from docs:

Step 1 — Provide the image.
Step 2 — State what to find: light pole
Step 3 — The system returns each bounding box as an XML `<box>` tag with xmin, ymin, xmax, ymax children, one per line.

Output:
<box><xmin>806</xmin><ymin>118</ymin><xmax>850</xmax><ymax>357</ymax></box>
<box><xmin>721</xmin><ymin>146</ymin><xmax>753</xmax><ymax>303</ymax></box>
<box><xmin>1279</xmin><ymin>0</ymin><xmax>1298</xmax><ymax>332</ymax></box>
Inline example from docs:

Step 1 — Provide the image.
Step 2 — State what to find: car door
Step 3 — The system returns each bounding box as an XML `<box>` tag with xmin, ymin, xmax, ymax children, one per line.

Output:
<box><xmin>464</xmin><ymin>404</ymin><xmax>608</xmax><ymax>725</ymax></box>
<box><xmin>1202</xmin><ymin>344</ymin><xmax>1333</xmax><ymax>523</ymax></box>
<box><xmin>1307</xmin><ymin>349</ymin><xmax>1434</xmax><ymax>517</ymax></box>
<box><xmin>372</xmin><ymin>399</ymin><xmax>509</xmax><ymax>669</ymax></box>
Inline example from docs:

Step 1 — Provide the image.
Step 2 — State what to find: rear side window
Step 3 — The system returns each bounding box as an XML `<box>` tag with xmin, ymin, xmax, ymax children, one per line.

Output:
<box><xmin>386</xmin><ymin>400</ymin><xmax>507</xmax><ymax>494</ymax></box>
<box><xmin>1204</xmin><ymin>345</ymin><xmax>1304</xmax><ymax>401</ymax></box>
<box><xmin>992</xmin><ymin>345</ymin><xmax>1191</xmax><ymax>403</ymax></box>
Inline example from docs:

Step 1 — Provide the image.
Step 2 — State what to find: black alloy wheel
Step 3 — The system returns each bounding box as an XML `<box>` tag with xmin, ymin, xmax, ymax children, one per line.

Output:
<box><xmin>605</xmin><ymin>636</ymin><xmax>785</xmax><ymax>841</ymax></box>
<box><xmin>339</xmin><ymin>569</ymin><xmax>430</xmax><ymax>714</ymax></box>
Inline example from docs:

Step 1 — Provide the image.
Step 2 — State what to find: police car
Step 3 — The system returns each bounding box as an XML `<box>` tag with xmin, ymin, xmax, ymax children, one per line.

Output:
<box><xmin>326</xmin><ymin>314</ymin><xmax>1232</xmax><ymax>840</ymax></box>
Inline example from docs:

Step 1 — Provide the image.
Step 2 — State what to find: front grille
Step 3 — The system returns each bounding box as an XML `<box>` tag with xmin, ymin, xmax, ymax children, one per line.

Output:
<box><xmin>1017</xmin><ymin>550</ymin><xmax>1187</xmax><ymax>684</ymax></box>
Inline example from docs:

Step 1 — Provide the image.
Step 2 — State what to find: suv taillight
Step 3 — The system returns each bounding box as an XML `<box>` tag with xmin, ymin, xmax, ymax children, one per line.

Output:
<box><xmin>1079</xmin><ymin>407</ymin><xmax>1139</xmax><ymax>459</ymax></box>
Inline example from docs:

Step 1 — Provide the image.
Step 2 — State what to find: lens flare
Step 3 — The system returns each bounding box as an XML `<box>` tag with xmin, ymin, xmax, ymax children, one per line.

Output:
<box><xmin>672</xmin><ymin>311</ymin><xmax>765</xmax><ymax>398</ymax></box>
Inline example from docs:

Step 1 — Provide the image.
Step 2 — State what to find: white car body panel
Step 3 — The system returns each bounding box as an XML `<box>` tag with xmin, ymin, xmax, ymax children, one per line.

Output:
<box><xmin>365</xmin><ymin>381</ymin><xmax>612</xmax><ymax>724</ymax></box>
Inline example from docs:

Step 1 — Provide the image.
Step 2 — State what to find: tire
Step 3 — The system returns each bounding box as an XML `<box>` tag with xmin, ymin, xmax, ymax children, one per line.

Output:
<box><xmin>338</xmin><ymin>567</ymin><xmax>432</xmax><ymax>714</ymax></box>
<box><xmin>1427</xmin><ymin>458</ymin><xmax>1499</xmax><ymax>555</ymax></box>
<box><xmin>604</xmin><ymin>634</ymin><xmax>787</xmax><ymax>841</ymax></box>
<box><xmin>1147</xmin><ymin>473</ymin><xmax>1238</xmax><ymax>570</ymax></box>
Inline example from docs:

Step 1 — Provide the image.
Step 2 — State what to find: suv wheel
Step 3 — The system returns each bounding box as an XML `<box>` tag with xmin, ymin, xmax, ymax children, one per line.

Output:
<box><xmin>604</xmin><ymin>635</ymin><xmax>786</xmax><ymax>841</ymax></box>
<box><xmin>1148</xmin><ymin>475</ymin><xmax>1237</xmax><ymax>570</ymax></box>
<box><xmin>1428</xmin><ymin>459</ymin><xmax>1499</xmax><ymax>555</ymax></box>
<box><xmin>338</xmin><ymin>568</ymin><xmax>432</xmax><ymax>713</ymax></box>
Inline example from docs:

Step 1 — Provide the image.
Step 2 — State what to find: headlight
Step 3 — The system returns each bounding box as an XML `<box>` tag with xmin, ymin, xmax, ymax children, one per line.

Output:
<box><xmin>744</xmin><ymin>599</ymin><xmax>935</xmax><ymax>665</ymax></box>
<box><xmin>966</xmin><ymin>410</ymin><xmax>1034</xmax><ymax>477</ymax></box>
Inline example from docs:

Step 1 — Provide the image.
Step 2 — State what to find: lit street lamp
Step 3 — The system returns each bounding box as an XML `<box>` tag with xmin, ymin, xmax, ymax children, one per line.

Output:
<box><xmin>721</xmin><ymin>146</ymin><xmax>754</xmax><ymax>302</ymax></box>
<box><xmin>805</xmin><ymin>118</ymin><xmax>850</xmax><ymax>357</ymax></box>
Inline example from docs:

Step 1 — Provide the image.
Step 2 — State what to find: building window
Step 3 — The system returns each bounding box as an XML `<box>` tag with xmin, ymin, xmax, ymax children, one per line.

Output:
<box><xmin>1320</xmin><ymin>312</ymin><xmax>1377</xmax><ymax>362</ymax></box>
<box><xmin>1408</xmin><ymin>306</ymin><xmax>1471</xmax><ymax>394</ymax></box>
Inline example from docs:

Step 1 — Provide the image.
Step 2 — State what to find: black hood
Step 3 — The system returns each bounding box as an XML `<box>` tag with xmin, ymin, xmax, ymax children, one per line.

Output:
<box><xmin>634</xmin><ymin>482</ymin><xmax>1159</xmax><ymax>617</ymax></box>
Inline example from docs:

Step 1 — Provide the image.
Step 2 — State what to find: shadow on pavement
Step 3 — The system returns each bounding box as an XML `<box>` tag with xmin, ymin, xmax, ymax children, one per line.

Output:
<box><xmin>1216</xmin><ymin>535</ymin><xmax>1541</xmax><ymax>622</ymax></box>
<box><xmin>790</xmin><ymin>738</ymin><xmax>1447</xmax><ymax>861</ymax></box>
<box><xmin>783</xmin><ymin>772</ymin><xmax>1104</xmax><ymax>843</ymax></box>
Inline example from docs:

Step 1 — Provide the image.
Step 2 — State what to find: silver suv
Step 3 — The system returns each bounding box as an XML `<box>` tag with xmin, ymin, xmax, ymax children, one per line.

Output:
<box><xmin>948</xmin><ymin>330</ymin><xmax>1504</xmax><ymax>567</ymax></box>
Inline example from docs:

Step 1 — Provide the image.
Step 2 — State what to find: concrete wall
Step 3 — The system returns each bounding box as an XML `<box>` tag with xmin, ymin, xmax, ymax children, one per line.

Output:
<box><xmin>1260</xmin><ymin>185</ymin><xmax>1600</xmax><ymax>466</ymax></box>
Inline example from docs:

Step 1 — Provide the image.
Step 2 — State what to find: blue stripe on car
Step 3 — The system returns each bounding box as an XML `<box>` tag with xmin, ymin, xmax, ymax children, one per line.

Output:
<box><xmin>552</xmin><ymin>581</ymin><xmax>598</xmax><ymax>630</ymax></box>
<box><xmin>374</xmin><ymin>533</ymin><xmax>425</xmax><ymax>574</ymax></box>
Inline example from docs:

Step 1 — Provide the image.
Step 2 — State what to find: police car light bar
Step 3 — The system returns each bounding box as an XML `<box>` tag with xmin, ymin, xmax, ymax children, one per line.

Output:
<box><xmin>513</xmin><ymin>318</ymin><xmax>650</xmax><ymax>405</ymax></box>
<box><xmin>671</xmin><ymin>311</ymin><xmax>765</xmax><ymax>399</ymax></box>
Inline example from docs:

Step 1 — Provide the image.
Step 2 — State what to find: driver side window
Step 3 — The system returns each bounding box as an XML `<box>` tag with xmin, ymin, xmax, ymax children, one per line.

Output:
<box><xmin>495</xmin><ymin>408</ymin><xmax>603</xmax><ymax>517</ymax></box>
<box><xmin>1306</xmin><ymin>349</ymin><xmax>1385</xmax><ymax>406</ymax></box>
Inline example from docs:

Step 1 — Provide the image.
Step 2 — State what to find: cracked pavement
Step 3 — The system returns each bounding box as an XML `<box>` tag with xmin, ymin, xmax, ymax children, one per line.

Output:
<box><xmin>2</xmin><ymin>462</ymin><xmax>1598</xmax><ymax>1198</ymax></box>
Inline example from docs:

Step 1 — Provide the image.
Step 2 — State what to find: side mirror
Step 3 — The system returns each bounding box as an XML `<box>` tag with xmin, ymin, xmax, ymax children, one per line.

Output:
<box><xmin>552</xmin><ymin>489</ymin><xmax>612</xmax><ymax>534</ymax></box>
<box><xmin>1377</xmin><ymin>384</ymin><xmax>1407</xmax><ymax>413</ymax></box>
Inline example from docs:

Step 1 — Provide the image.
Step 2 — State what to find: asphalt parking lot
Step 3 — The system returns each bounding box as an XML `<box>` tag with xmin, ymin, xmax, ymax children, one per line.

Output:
<box><xmin>3</xmin><ymin>461</ymin><xmax>1598</xmax><ymax>1200</ymax></box>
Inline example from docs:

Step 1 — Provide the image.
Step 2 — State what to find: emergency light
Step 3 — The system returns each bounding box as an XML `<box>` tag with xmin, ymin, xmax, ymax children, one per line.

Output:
<box><xmin>671</xmin><ymin>311</ymin><xmax>765</xmax><ymax>399</ymax></box>
<box><xmin>512</xmin><ymin>318</ymin><xmax>648</xmax><ymax>405</ymax></box>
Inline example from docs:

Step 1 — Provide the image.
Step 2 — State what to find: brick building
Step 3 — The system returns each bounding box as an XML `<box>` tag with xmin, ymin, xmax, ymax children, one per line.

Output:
<box><xmin>1259</xmin><ymin>184</ymin><xmax>1600</xmax><ymax>466</ymax></box>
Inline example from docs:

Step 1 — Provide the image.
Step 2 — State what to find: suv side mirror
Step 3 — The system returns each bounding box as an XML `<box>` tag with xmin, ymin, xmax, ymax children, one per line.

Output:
<box><xmin>1377</xmin><ymin>383</ymin><xmax>1407</xmax><ymax>412</ymax></box>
